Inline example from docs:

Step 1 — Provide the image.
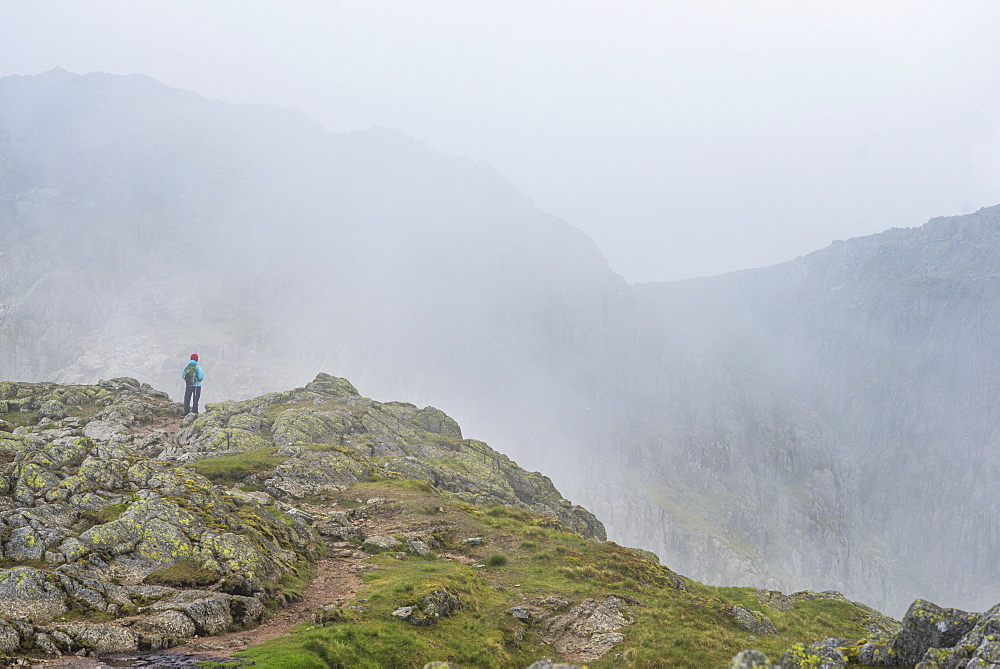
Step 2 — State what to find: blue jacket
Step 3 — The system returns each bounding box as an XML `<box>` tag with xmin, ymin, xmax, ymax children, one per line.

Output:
<box><xmin>182</xmin><ymin>361</ymin><xmax>204</xmax><ymax>387</ymax></box>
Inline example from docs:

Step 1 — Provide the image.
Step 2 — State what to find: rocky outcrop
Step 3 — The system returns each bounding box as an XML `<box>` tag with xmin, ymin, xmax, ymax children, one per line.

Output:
<box><xmin>780</xmin><ymin>637</ymin><xmax>851</xmax><ymax>668</ymax></box>
<box><xmin>0</xmin><ymin>373</ymin><xmax>608</xmax><ymax>658</ymax></box>
<box><xmin>0</xmin><ymin>378</ymin><xmax>320</xmax><ymax>657</ymax></box>
<box><xmin>857</xmin><ymin>598</ymin><xmax>991</xmax><ymax>667</ymax></box>
<box><xmin>168</xmin><ymin>373</ymin><xmax>605</xmax><ymax>540</ymax></box>
<box><xmin>538</xmin><ymin>596</ymin><xmax>636</xmax><ymax>663</ymax></box>
<box><xmin>391</xmin><ymin>590</ymin><xmax>461</xmax><ymax>626</ymax></box>
<box><xmin>733</xmin><ymin>597</ymin><xmax>1000</xmax><ymax>668</ymax></box>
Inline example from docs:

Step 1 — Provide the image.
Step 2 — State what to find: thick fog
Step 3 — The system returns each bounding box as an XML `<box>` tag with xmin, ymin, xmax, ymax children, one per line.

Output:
<box><xmin>5</xmin><ymin>1</ymin><xmax>1000</xmax><ymax>281</ymax></box>
<box><xmin>4</xmin><ymin>4</ymin><xmax>1000</xmax><ymax>620</ymax></box>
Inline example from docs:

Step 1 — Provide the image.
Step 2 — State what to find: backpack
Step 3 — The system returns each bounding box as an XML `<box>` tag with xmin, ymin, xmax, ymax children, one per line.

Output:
<box><xmin>184</xmin><ymin>362</ymin><xmax>199</xmax><ymax>386</ymax></box>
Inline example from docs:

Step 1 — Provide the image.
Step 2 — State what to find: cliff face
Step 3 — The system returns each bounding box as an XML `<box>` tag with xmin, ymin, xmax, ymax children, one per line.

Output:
<box><xmin>569</xmin><ymin>206</ymin><xmax>1000</xmax><ymax>615</ymax></box>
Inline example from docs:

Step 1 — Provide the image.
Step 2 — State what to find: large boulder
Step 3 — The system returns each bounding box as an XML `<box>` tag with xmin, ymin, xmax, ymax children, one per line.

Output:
<box><xmin>726</xmin><ymin>605</ymin><xmax>777</xmax><ymax>635</ymax></box>
<box><xmin>0</xmin><ymin>567</ymin><xmax>68</xmax><ymax>623</ymax></box>
<box><xmin>780</xmin><ymin>638</ymin><xmax>850</xmax><ymax>668</ymax></box>
<box><xmin>891</xmin><ymin>600</ymin><xmax>979</xmax><ymax>665</ymax></box>
<box><xmin>731</xmin><ymin>649</ymin><xmax>772</xmax><ymax>668</ymax></box>
<box><xmin>48</xmin><ymin>623</ymin><xmax>139</xmax><ymax>654</ymax></box>
<box><xmin>541</xmin><ymin>596</ymin><xmax>635</xmax><ymax>663</ymax></box>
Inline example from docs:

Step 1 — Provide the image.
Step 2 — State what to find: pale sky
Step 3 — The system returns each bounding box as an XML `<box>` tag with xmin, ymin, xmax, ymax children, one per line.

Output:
<box><xmin>4</xmin><ymin>1</ymin><xmax>1000</xmax><ymax>282</ymax></box>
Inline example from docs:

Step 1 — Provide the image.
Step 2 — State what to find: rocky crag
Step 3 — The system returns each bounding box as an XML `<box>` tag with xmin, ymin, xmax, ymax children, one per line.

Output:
<box><xmin>0</xmin><ymin>373</ymin><xmax>602</xmax><ymax>659</ymax></box>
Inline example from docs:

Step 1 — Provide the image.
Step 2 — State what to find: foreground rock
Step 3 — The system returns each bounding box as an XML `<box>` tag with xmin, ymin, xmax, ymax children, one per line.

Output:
<box><xmin>0</xmin><ymin>378</ymin><xmax>320</xmax><ymax>656</ymax></box>
<box><xmin>858</xmin><ymin>598</ymin><xmax>995</xmax><ymax>667</ymax></box>
<box><xmin>733</xmin><ymin>596</ymin><xmax>1000</xmax><ymax>668</ymax></box>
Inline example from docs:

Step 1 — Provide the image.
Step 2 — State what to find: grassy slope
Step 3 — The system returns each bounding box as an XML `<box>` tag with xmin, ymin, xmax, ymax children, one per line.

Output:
<box><xmin>236</xmin><ymin>480</ymin><xmax>887</xmax><ymax>668</ymax></box>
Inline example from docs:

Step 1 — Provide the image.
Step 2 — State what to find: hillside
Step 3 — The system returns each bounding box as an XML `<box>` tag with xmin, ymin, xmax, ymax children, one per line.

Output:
<box><xmin>0</xmin><ymin>374</ymin><xmax>914</xmax><ymax>667</ymax></box>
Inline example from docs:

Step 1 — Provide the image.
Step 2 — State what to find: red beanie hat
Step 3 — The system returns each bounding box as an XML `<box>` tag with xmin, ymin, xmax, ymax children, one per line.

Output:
<box><xmin>190</xmin><ymin>354</ymin><xmax>199</xmax><ymax>362</ymax></box>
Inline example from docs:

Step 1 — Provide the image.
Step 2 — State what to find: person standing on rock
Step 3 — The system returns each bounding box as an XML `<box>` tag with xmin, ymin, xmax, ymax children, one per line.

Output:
<box><xmin>182</xmin><ymin>353</ymin><xmax>204</xmax><ymax>416</ymax></box>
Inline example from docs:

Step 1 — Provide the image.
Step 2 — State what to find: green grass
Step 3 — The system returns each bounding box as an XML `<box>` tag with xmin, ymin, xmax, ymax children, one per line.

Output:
<box><xmin>188</xmin><ymin>447</ymin><xmax>286</xmax><ymax>486</ymax></box>
<box><xmin>80</xmin><ymin>502</ymin><xmax>130</xmax><ymax>526</ymax></box>
<box><xmin>143</xmin><ymin>559</ymin><xmax>221</xmax><ymax>588</ymax></box>
<box><xmin>267</xmin><ymin>560</ymin><xmax>317</xmax><ymax>606</ymax></box>
<box><xmin>240</xmin><ymin>558</ymin><xmax>527</xmax><ymax>668</ymax></box>
<box><xmin>0</xmin><ymin>409</ymin><xmax>39</xmax><ymax>427</ymax></box>
<box><xmin>235</xmin><ymin>480</ymin><xmax>886</xmax><ymax>668</ymax></box>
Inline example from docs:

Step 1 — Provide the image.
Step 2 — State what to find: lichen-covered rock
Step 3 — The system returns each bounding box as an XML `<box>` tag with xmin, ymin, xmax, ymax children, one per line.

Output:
<box><xmin>363</xmin><ymin>535</ymin><xmax>403</xmax><ymax>553</ymax></box>
<box><xmin>0</xmin><ymin>619</ymin><xmax>20</xmax><ymax>654</ymax></box>
<box><xmin>412</xmin><ymin>406</ymin><xmax>462</xmax><ymax>439</ymax></box>
<box><xmin>131</xmin><ymin>609</ymin><xmax>198</xmax><ymax>642</ymax></box>
<box><xmin>38</xmin><ymin>400</ymin><xmax>67</xmax><ymax>420</ymax></box>
<box><xmin>311</xmin><ymin>604</ymin><xmax>343</xmax><ymax>626</ymax></box>
<box><xmin>915</xmin><ymin>644</ymin><xmax>969</xmax><ymax>668</ymax></box>
<box><xmin>82</xmin><ymin>420</ymin><xmax>128</xmax><ymax>443</ymax></box>
<box><xmin>731</xmin><ymin>649</ymin><xmax>772</xmax><ymax>668</ymax></box>
<box><xmin>14</xmin><ymin>462</ymin><xmax>60</xmax><ymax>503</ymax></box>
<box><xmin>316</xmin><ymin>520</ymin><xmax>366</xmax><ymax>542</ymax></box>
<box><xmin>780</xmin><ymin>638</ymin><xmax>850</xmax><ymax>668</ymax></box>
<box><xmin>858</xmin><ymin>640</ymin><xmax>897</xmax><ymax>665</ymax></box>
<box><xmin>48</xmin><ymin>622</ymin><xmax>139</xmax><ymax>654</ymax></box>
<box><xmin>727</xmin><ymin>605</ymin><xmax>777</xmax><ymax>635</ymax></box>
<box><xmin>391</xmin><ymin>606</ymin><xmax>414</xmax><ymax>621</ymax></box>
<box><xmin>5</xmin><ymin>525</ymin><xmax>66</xmax><ymax>561</ymax></box>
<box><xmin>393</xmin><ymin>590</ymin><xmax>461</xmax><ymax>626</ymax></box>
<box><xmin>265</xmin><ymin>450</ymin><xmax>369</xmax><ymax>499</ymax></box>
<box><xmin>541</xmin><ymin>596</ymin><xmax>635</xmax><ymax>663</ymax></box>
<box><xmin>0</xmin><ymin>379</ymin><xmax>328</xmax><ymax>650</ymax></box>
<box><xmin>150</xmin><ymin>591</ymin><xmax>234</xmax><ymax>636</ymax></box>
<box><xmin>891</xmin><ymin>600</ymin><xmax>979</xmax><ymax>665</ymax></box>
<box><xmin>509</xmin><ymin>606</ymin><xmax>532</xmax><ymax>622</ymax></box>
<box><xmin>406</xmin><ymin>539</ymin><xmax>431</xmax><ymax>556</ymax></box>
<box><xmin>0</xmin><ymin>567</ymin><xmax>69</xmax><ymax>623</ymax></box>
<box><xmin>0</xmin><ymin>374</ymin><xmax>613</xmax><ymax>658</ymax></box>
<box><xmin>907</xmin><ymin>601</ymin><xmax>1000</xmax><ymax>668</ymax></box>
<box><xmin>304</xmin><ymin>373</ymin><xmax>360</xmax><ymax>399</ymax></box>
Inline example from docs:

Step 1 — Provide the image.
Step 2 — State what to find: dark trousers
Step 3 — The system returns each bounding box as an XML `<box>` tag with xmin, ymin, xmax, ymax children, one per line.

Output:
<box><xmin>184</xmin><ymin>385</ymin><xmax>202</xmax><ymax>415</ymax></box>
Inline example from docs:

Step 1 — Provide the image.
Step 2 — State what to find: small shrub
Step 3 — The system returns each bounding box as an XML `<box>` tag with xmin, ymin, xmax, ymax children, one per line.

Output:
<box><xmin>190</xmin><ymin>447</ymin><xmax>285</xmax><ymax>486</ymax></box>
<box><xmin>486</xmin><ymin>554</ymin><xmax>508</xmax><ymax>567</ymax></box>
<box><xmin>81</xmin><ymin>502</ymin><xmax>130</xmax><ymax>526</ymax></box>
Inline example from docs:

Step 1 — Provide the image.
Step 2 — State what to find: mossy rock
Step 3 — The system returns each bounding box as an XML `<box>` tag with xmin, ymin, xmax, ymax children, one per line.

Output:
<box><xmin>143</xmin><ymin>559</ymin><xmax>221</xmax><ymax>588</ymax></box>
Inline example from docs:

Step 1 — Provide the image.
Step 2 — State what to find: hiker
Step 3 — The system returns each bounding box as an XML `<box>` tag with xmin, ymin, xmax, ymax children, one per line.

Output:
<box><xmin>182</xmin><ymin>353</ymin><xmax>204</xmax><ymax>416</ymax></box>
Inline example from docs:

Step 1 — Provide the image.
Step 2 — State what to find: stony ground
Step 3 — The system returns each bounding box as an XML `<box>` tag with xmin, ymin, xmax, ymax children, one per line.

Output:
<box><xmin>164</xmin><ymin>498</ymin><xmax>396</xmax><ymax>660</ymax></box>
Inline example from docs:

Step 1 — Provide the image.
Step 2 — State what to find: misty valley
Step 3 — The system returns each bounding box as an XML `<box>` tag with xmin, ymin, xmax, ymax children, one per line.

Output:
<box><xmin>1</xmin><ymin>69</ymin><xmax>999</xmax><ymax>667</ymax></box>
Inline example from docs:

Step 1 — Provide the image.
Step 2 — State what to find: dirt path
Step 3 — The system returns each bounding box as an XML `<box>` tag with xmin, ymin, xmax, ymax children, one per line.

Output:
<box><xmin>162</xmin><ymin>502</ymin><xmax>401</xmax><ymax>660</ymax></box>
<box><xmin>167</xmin><ymin>549</ymin><xmax>365</xmax><ymax>657</ymax></box>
